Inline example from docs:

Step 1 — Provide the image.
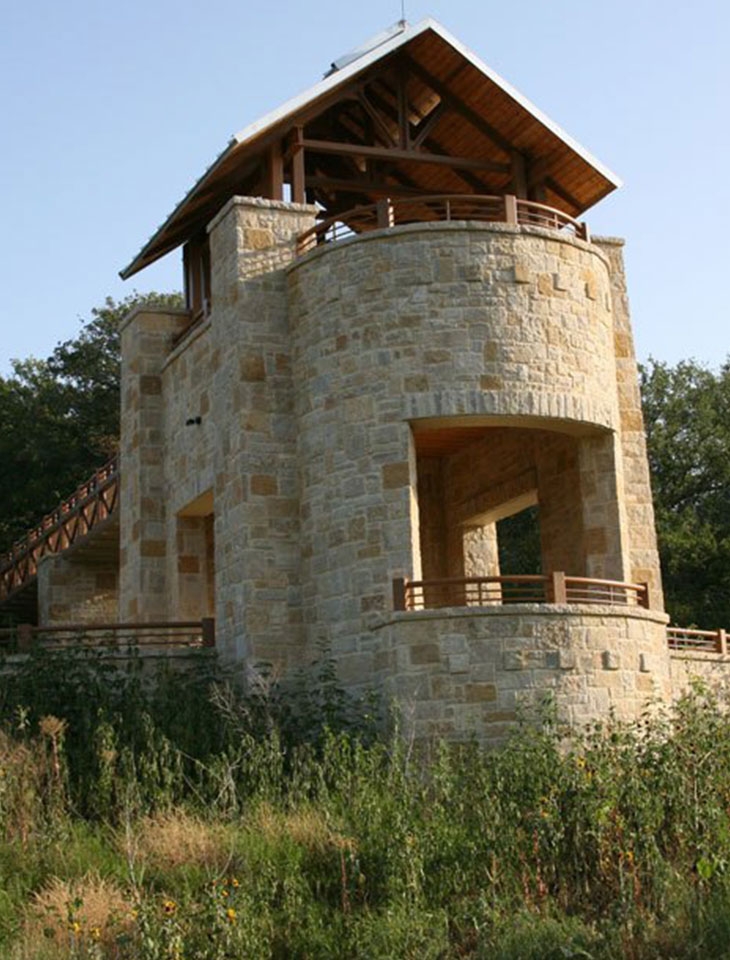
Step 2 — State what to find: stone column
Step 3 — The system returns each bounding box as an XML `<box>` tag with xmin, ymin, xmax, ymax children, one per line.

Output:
<box><xmin>118</xmin><ymin>307</ymin><xmax>191</xmax><ymax>621</ymax></box>
<box><xmin>595</xmin><ymin>237</ymin><xmax>664</xmax><ymax>607</ymax></box>
<box><xmin>207</xmin><ymin>197</ymin><xmax>317</xmax><ymax>665</ymax></box>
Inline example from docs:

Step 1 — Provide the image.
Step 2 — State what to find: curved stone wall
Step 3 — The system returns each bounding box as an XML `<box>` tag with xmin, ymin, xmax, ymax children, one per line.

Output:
<box><xmin>287</xmin><ymin>223</ymin><xmax>622</xmax><ymax>654</ymax></box>
<box><xmin>371</xmin><ymin>605</ymin><xmax>671</xmax><ymax>743</ymax></box>
<box><xmin>289</xmin><ymin>222</ymin><xmax>619</xmax><ymax>431</ymax></box>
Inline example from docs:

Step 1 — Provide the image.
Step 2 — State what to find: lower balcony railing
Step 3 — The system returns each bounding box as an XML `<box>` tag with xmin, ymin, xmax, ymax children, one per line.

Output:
<box><xmin>0</xmin><ymin>619</ymin><xmax>215</xmax><ymax>653</ymax></box>
<box><xmin>392</xmin><ymin>573</ymin><xmax>651</xmax><ymax>612</ymax></box>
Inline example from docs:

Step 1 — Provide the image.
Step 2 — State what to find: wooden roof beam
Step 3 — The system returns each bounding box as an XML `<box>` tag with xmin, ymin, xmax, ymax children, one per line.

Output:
<box><xmin>367</xmin><ymin>77</ymin><xmax>497</xmax><ymax>194</ymax></box>
<box><xmin>304</xmin><ymin>175</ymin><xmax>433</xmax><ymax>197</ymax></box>
<box><xmin>545</xmin><ymin>176</ymin><xmax>582</xmax><ymax>213</ymax></box>
<box><xmin>411</xmin><ymin>101</ymin><xmax>447</xmax><ymax>148</ymax></box>
<box><xmin>301</xmin><ymin>138</ymin><xmax>510</xmax><ymax>174</ymax></box>
<box><xmin>357</xmin><ymin>90</ymin><xmax>398</xmax><ymax>147</ymax></box>
<box><xmin>401</xmin><ymin>53</ymin><xmax>514</xmax><ymax>156</ymax></box>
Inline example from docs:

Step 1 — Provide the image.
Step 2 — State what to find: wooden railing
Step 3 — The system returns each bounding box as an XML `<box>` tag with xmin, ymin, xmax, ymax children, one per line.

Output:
<box><xmin>0</xmin><ymin>456</ymin><xmax>119</xmax><ymax>601</ymax></box>
<box><xmin>667</xmin><ymin>626</ymin><xmax>728</xmax><ymax>654</ymax></box>
<box><xmin>392</xmin><ymin>572</ymin><xmax>650</xmax><ymax>612</ymax></box>
<box><xmin>0</xmin><ymin>618</ymin><xmax>214</xmax><ymax>653</ymax></box>
<box><xmin>297</xmin><ymin>194</ymin><xmax>590</xmax><ymax>254</ymax></box>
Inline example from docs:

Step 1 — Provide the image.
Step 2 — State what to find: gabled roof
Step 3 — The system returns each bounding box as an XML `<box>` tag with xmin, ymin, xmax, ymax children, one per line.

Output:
<box><xmin>121</xmin><ymin>18</ymin><xmax>621</xmax><ymax>279</ymax></box>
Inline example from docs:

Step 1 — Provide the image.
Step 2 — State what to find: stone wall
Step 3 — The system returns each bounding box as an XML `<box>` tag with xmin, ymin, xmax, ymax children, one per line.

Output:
<box><xmin>110</xmin><ymin>207</ymin><xmax>669</xmax><ymax>741</ymax></box>
<box><xmin>595</xmin><ymin>237</ymin><xmax>664</xmax><ymax>603</ymax></box>
<box><xmin>371</xmin><ymin>605</ymin><xmax>671</xmax><ymax>744</ymax></box>
<box><xmin>670</xmin><ymin>652</ymin><xmax>730</xmax><ymax>698</ymax></box>
<box><xmin>288</xmin><ymin>222</ymin><xmax>633</xmax><ymax>670</ymax></box>
<box><xmin>119</xmin><ymin>307</ymin><xmax>191</xmax><ymax>621</ymax></box>
<box><xmin>207</xmin><ymin>197</ymin><xmax>317</xmax><ymax>664</ymax></box>
<box><xmin>38</xmin><ymin>551</ymin><xmax>118</xmax><ymax>624</ymax></box>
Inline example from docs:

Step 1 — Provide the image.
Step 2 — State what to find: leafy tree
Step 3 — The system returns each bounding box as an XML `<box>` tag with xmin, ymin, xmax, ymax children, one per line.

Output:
<box><xmin>640</xmin><ymin>358</ymin><xmax>730</xmax><ymax>628</ymax></box>
<box><xmin>0</xmin><ymin>292</ymin><xmax>182</xmax><ymax>552</ymax></box>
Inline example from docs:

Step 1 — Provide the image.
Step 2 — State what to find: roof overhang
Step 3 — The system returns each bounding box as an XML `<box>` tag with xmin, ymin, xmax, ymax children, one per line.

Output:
<box><xmin>121</xmin><ymin>18</ymin><xmax>621</xmax><ymax>280</ymax></box>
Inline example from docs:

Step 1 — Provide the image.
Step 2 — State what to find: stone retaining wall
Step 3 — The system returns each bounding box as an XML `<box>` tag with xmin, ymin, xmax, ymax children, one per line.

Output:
<box><xmin>370</xmin><ymin>605</ymin><xmax>671</xmax><ymax>744</ymax></box>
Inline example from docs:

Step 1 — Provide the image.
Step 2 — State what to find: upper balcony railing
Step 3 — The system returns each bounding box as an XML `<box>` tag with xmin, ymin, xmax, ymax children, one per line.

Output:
<box><xmin>0</xmin><ymin>456</ymin><xmax>119</xmax><ymax>601</ymax></box>
<box><xmin>297</xmin><ymin>194</ymin><xmax>590</xmax><ymax>256</ymax></box>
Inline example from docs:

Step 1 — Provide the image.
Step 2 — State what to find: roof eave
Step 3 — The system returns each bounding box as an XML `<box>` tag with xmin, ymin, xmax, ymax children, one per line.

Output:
<box><xmin>120</xmin><ymin>17</ymin><xmax>622</xmax><ymax>280</ymax></box>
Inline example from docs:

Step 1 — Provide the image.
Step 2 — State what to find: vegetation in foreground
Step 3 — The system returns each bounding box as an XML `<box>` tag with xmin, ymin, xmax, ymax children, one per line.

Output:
<box><xmin>1</xmin><ymin>650</ymin><xmax>730</xmax><ymax>957</ymax></box>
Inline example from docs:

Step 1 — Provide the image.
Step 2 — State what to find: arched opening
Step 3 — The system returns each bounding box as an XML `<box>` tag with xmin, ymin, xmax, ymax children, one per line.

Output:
<box><xmin>412</xmin><ymin>418</ymin><xmax>627</xmax><ymax>600</ymax></box>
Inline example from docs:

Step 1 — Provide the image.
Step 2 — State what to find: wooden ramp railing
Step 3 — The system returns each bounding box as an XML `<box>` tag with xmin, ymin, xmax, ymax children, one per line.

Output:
<box><xmin>0</xmin><ymin>456</ymin><xmax>119</xmax><ymax>601</ymax></box>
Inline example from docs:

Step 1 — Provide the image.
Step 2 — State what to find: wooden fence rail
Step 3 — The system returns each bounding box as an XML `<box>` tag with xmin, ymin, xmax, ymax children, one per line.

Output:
<box><xmin>667</xmin><ymin>626</ymin><xmax>727</xmax><ymax>654</ymax></box>
<box><xmin>0</xmin><ymin>455</ymin><xmax>119</xmax><ymax>601</ymax></box>
<box><xmin>297</xmin><ymin>194</ymin><xmax>590</xmax><ymax>254</ymax></box>
<box><xmin>0</xmin><ymin>618</ymin><xmax>214</xmax><ymax>653</ymax></box>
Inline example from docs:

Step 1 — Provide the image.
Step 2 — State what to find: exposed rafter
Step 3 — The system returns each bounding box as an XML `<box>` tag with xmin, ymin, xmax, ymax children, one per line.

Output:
<box><xmin>401</xmin><ymin>53</ymin><xmax>514</xmax><ymax>156</ymax></box>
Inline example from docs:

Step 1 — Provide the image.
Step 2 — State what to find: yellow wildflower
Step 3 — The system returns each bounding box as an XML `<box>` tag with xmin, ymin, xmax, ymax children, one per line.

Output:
<box><xmin>163</xmin><ymin>899</ymin><xmax>177</xmax><ymax>916</ymax></box>
<box><xmin>226</xmin><ymin>907</ymin><xmax>237</xmax><ymax>924</ymax></box>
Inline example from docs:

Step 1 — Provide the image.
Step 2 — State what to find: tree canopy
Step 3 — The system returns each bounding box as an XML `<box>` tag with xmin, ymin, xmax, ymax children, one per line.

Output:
<box><xmin>640</xmin><ymin>358</ymin><xmax>730</xmax><ymax>628</ymax></box>
<box><xmin>0</xmin><ymin>292</ymin><xmax>181</xmax><ymax>551</ymax></box>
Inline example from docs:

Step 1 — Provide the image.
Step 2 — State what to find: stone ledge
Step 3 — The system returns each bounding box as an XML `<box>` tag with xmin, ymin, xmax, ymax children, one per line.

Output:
<box><xmin>670</xmin><ymin>650</ymin><xmax>730</xmax><ymax>662</ymax></box>
<box><xmin>207</xmin><ymin>195</ymin><xmax>318</xmax><ymax>233</ymax></box>
<box><xmin>119</xmin><ymin>306</ymin><xmax>191</xmax><ymax>335</ymax></box>
<box><xmin>161</xmin><ymin>316</ymin><xmax>212</xmax><ymax>371</ymax></box>
<box><xmin>368</xmin><ymin>603</ymin><xmax>669</xmax><ymax>632</ymax></box>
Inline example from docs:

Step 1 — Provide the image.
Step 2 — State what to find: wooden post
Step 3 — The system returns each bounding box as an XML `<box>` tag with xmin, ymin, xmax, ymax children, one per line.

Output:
<box><xmin>392</xmin><ymin>577</ymin><xmax>407</xmax><ymax>611</ymax></box>
<box><xmin>290</xmin><ymin>127</ymin><xmax>305</xmax><ymax>204</ymax></box>
<box><xmin>510</xmin><ymin>151</ymin><xmax>528</xmax><ymax>199</ymax></box>
<box><xmin>201</xmin><ymin>617</ymin><xmax>215</xmax><ymax>648</ymax></box>
<box><xmin>580</xmin><ymin>222</ymin><xmax>590</xmax><ymax>243</ymax></box>
<box><xmin>504</xmin><ymin>194</ymin><xmax>518</xmax><ymax>225</ymax></box>
<box><xmin>719</xmin><ymin>628</ymin><xmax>727</xmax><ymax>656</ymax></box>
<box><xmin>265</xmin><ymin>141</ymin><xmax>284</xmax><ymax>201</ymax></box>
<box><xmin>376</xmin><ymin>198</ymin><xmax>394</xmax><ymax>228</ymax></box>
<box><xmin>17</xmin><ymin>623</ymin><xmax>33</xmax><ymax>652</ymax></box>
<box><xmin>551</xmin><ymin>571</ymin><xmax>567</xmax><ymax>604</ymax></box>
<box><xmin>396</xmin><ymin>62</ymin><xmax>410</xmax><ymax>150</ymax></box>
<box><xmin>639</xmin><ymin>582</ymin><xmax>657</xmax><ymax>610</ymax></box>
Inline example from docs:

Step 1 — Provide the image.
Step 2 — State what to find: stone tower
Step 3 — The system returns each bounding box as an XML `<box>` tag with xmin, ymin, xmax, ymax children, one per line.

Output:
<box><xmin>115</xmin><ymin>20</ymin><xmax>669</xmax><ymax>741</ymax></box>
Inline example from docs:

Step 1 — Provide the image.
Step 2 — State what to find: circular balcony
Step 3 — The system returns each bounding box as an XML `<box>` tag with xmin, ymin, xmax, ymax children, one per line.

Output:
<box><xmin>296</xmin><ymin>194</ymin><xmax>589</xmax><ymax>255</ymax></box>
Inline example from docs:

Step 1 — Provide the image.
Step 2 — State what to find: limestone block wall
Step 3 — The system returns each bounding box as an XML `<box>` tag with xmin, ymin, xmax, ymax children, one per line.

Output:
<box><xmin>371</xmin><ymin>605</ymin><xmax>671</xmax><ymax>744</ymax></box>
<box><xmin>595</xmin><ymin>237</ymin><xmax>663</xmax><ymax>603</ymax></box>
<box><xmin>38</xmin><ymin>552</ymin><xmax>118</xmax><ymax>625</ymax></box>
<box><xmin>119</xmin><ymin>307</ymin><xmax>191</xmax><ymax>621</ymax></box>
<box><xmin>206</xmin><ymin>197</ymin><xmax>317</xmax><ymax>664</ymax></box>
<box><xmin>159</xmin><ymin>321</ymin><xmax>216</xmax><ymax>623</ymax></box>
<box><xmin>113</xmin><ymin>208</ymin><xmax>666</xmax><ymax>739</ymax></box>
<box><xmin>288</xmin><ymin>223</ymin><xmax>629</xmax><ymax>670</ymax></box>
<box><xmin>670</xmin><ymin>653</ymin><xmax>730</xmax><ymax>698</ymax></box>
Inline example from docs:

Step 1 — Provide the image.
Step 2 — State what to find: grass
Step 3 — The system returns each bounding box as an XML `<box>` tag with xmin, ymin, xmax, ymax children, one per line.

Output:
<box><xmin>1</xmin><ymin>649</ymin><xmax>730</xmax><ymax>956</ymax></box>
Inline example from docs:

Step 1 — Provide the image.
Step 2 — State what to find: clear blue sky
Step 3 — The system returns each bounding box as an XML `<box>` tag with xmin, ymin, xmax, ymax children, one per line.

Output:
<box><xmin>1</xmin><ymin>0</ymin><xmax>727</xmax><ymax>373</ymax></box>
